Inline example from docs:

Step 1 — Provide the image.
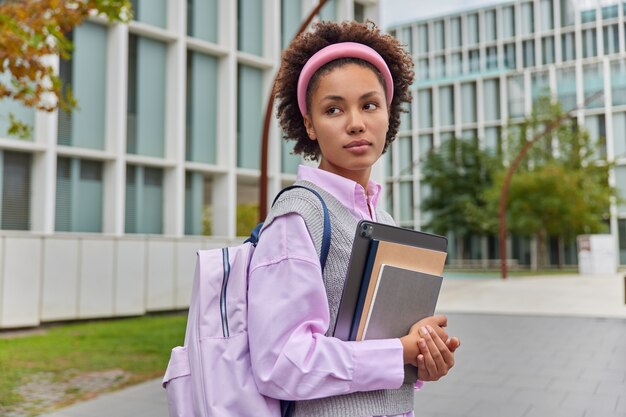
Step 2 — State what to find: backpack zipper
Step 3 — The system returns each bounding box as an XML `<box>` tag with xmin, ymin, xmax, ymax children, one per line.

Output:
<box><xmin>220</xmin><ymin>248</ymin><xmax>230</xmax><ymax>337</ymax></box>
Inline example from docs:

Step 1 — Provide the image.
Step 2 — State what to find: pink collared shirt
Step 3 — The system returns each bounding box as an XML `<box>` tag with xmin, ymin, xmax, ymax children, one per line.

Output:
<box><xmin>248</xmin><ymin>165</ymin><xmax>415</xmax><ymax>417</ymax></box>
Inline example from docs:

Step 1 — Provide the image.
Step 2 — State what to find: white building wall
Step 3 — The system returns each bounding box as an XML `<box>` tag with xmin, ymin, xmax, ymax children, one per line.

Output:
<box><xmin>0</xmin><ymin>0</ymin><xmax>379</xmax><ymax>328</ymax></box>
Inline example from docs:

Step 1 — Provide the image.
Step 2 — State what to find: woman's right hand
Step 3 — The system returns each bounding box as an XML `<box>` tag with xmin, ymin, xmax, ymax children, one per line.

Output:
<box><xmin>399</xmin><ymin>315</ymin><xmax>459</xmax><ymax>380</ymax></box>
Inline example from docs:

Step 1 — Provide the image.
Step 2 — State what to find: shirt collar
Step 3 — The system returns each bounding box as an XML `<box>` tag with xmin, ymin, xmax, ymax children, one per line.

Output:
<box><xmin>296</xmin><ymin>165</ymin><xmax>382</xmax><ymax>221</ymax></box>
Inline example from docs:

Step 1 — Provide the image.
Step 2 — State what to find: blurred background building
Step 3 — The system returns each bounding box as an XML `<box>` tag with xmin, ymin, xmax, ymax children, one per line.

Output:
<box><xmin>1</xmin><ymin>0</ymin><xmax>624</xmax><ymax>329</ymax></box>
<box><xmin>386</xmin><ymin>0</ymin><xmax>626</xmax><ymax>269</ymax></box>
<box><xmin>0</xmin><ymin>0</ymin><xmax>379</xmax><ymax>328</ymax></box>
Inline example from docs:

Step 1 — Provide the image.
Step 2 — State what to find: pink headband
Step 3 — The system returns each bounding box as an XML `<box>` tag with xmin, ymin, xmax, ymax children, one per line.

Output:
<box><xmin>296</xmin><ymin>42</ymin><xmax>394</xmax><ymax>116</ymax></box>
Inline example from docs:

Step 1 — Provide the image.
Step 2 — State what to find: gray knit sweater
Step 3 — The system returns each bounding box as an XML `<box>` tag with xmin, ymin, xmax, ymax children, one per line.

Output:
<box><xmin>264</xmin><ymin>180</ymin><xmax>414</xmax><ymax>417</ymax></box>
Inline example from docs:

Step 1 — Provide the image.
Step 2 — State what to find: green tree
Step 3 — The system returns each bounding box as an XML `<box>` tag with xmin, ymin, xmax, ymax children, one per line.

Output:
<box><xmin>0</xmin><ymin>0</ymin><xmax>131</xmax><ymax>138</ymax></box>
<box><xmin>486</xmin><ymin>97</ymin><xmax>616</xmax><ymax>269</ymax></box>
<box><xmin>420</xmin><ymin>137</ymin><xmax>500</xmax><ymax>258</ymax></box>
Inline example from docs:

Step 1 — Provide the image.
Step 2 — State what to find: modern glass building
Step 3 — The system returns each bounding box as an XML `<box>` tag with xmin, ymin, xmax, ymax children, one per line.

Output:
<box><xmin>387</xmin><ymin>0</ymin><xmax>626</xmax><ymax>268</ymax></box>
<box><xmin>0</xmin><ymin>0</ymin><xmax>379</xmax><ymax>328</ymax></box>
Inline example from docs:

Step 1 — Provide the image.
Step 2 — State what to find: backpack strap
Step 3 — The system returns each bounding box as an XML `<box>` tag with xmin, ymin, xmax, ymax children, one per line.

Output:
<box><xmin>246</xmin><ymin>185</ymin><xmax>332</xmax><ymax>270</ymax></box>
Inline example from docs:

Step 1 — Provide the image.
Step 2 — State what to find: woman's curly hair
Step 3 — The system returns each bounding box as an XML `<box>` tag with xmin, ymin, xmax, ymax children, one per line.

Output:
<box><xmin>274</xmin><ymin>20</ymin><xmax>414</xmax><ymax>161</ymax></box>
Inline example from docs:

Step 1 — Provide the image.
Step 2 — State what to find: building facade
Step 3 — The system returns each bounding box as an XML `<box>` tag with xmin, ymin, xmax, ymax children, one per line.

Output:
<box><xmin>386</xmin><ymin>0</ymin><xmax>626</xmax><ymax>268</ymax></box>
<box><xmin>0</xmin><ymin>0</ymin><xmax>379</xmax><ymax>328</ymax></box>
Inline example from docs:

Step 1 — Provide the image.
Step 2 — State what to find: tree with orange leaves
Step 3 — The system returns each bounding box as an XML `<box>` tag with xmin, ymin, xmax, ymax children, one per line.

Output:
<box><xmin>0</xmin><ymin>0</ymin><xmax>131</xmax><ymax>138</ymax></box>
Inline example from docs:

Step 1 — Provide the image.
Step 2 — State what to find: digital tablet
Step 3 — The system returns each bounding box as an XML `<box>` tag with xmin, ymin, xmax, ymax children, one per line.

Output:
<box><xmin>333</xmin><ymin>220</ymin><xmax>448</xmax><ymax>341</ymax></box>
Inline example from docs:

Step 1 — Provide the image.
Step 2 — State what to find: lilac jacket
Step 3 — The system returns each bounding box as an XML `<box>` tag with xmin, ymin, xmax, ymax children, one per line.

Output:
<box><xmin>248</xmin><ymin>165</ymin><xmax>416</xmax><ymax>417</ymax></box>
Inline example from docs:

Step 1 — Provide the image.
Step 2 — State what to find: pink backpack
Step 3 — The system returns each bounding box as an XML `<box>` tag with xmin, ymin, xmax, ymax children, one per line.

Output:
<box><xmin>162</xmin><ymin>186</ymin><xmax>331</xmax><ymax>417</ymax></box>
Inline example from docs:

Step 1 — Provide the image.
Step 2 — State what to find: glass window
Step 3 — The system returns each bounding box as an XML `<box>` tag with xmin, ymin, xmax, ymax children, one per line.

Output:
<box><xmin>419</xmin><ymin>134</ymin><xmax>433</xmax><ymax>159</ymax></box>
<box><xmin>417</xmin><ymin>24</ymin><xmax>429</xmax><ymax>54</ymax></box>
<box><xmin>186</xmin><ymin>52</ymin><xmax>218</xmax><ymax>164</ymax></box>
<box><xmin>484</xmin><ymin>79</ymin><xmax>501</xmax><ymax>121</ymax></box>
<box><xmin>127</xmin><ymin>35</ymin><xmax>166</xmax><ymax>158</ymax></box>
<box><xmin>439</xmin><ymin>86</ymin><xmax>455</xmax><ymax>126</ymax></box>
<box><xmin>398</xmin><ymin>136</ymin><xmax>413</xmax><ymax>174</ymax></box>
<box><xmin>450</xmin><ymin>53</ymin><xmax>462</xmax><ymax>76</ymax></box>
<box><xmin>434</xmin><ymin>21</ymin><xmax>445</xmax><ymax>51</ymax></box>
<box><xmin>469</xmin><ymin>49</ymin><xmax>480</xmax><ymax>72</ymax></box>
<box><xmin>400</xmin><ymin>102</ymin><xmax>412</xmax><ymax>131</ymax></box>
<box><xmin>467</xmin><ymin>14</ymin><xmax>479</xmax><ymax>45</ymax></box>
<box><xmin>602</xmin><ymin>4</ymin><xmax>619</xmax><ymax>20</ymax></box>
<box><xmin>237</xmin><ymin>65</ymin><xmax>263</xmax><ymax>169</ymax></box>
<box><xmin>55</xmin><ymin>158</ymin><xmax>103</xmax><ymax>232</ymax></box>
<box><xmin>504</xmin><ymin>43</ymin><xmax>516</xmax><ymax>69</ymax></box>
<box><xmin>503</xmin><ymin>6</ymin><xmax>516</xmax><ymax>38</ymax></box>
<box><xmin>462</xmin><ymin>129</ymin><xmax>477</xmax><ymax>140</ymax></box>
<box><xmin>399</xmin><ymin>181</ymin><xmax>414</xmax><ymax>222</ymax></box>
<box><xmin>403</xmin><ymin>27</ymin><xmax>414</xmax><ymax>55</ymax></box>
<box><xmin>582</xmin><ymin>29</ymin><xmax>597</xmax><ymax>58</ymax></box>
<box><xmin>131</xmin><ymin>0</ymin><xmax>167</xmax><ymax>28</ymax></box>
<box><xmin>556</xmin><ymin>66</ymin><xmax>577</xmax><ymax>110</ymax></box>
<box><xmin>560</xmin><ymin>0</ymin><xmax>575</xmax><ymax>27</ymax></box>
<box><xmin>0</xmin><ymin>151</ymin><xmax>31</xmax><ymax>230</ymax></box>
<box><xmin>561</xmin><ymin>32</ymin><xmax>575</xmax><ymax>62</ymax></box>
<box><xmin>521</xmin><ymin>2</ymin><xmax>535</xmax><ymax>35</ymax></box>
<box><xmin>385</xmin><ymin>182</ymin><xmax>394</xmax><ymax>215</ymax></box>
<box><xmin>238</xmin><ymin>0</ymin><xmax>263</xmax><ymax>55</ymax></box>
<box><xmin>532</xmin><ymin>70</ymin><xmax>551</xmax><ymax>103</ymax></box>
<box><xmin>418</xmin><ymin>58</ymin><xmax>429</xmax><ymax>80</ymax></box>
<box><xmin>419</xmin><ymin>182</ymin><xmax>432</xmax><ymax>224</ymax></box>
<box><xmin>0</xmin><ymin>72</ymin><xmax>34</xmax><ymax>140</ymax></box>
<box><xmin>318</xmin><ymin>0</ymin><xmax>337</xmax><ymax>21</ymax></box>
<box><xmin>282</xmin><ymin>139</ymin><xmax>301</xmax><ymax>175</ymax></box>
<box><xmin>604</xmin><ymin>25</ymin><xmax>619</xmax><ymax>55</ymax></box>
<box><xmin>584</xmin><ymin>115</ymin><xmax>607</xmax><ymax>159</ymax></box>
<box><xmin>617</xmin><ymin>168</ymin><xmax>626</xmax><ymax>214</ymax></box>
<box><xmin>185</xmin><ymin>171</ymin><xmax>213</xmax><ymax>235</ymax></box>
<box><xmin>450</xmin><ymin>18</ymin><xmax>462</xmax><ymax>48</ymax></box>
<box><xmin>612</xmin><ymin>60</ymin><xmax>626</xmax><ymax>106</ymax></box>
<box><xmin>281</xmin><ymin>0</ymin><xmax>301</xmax><ymax>47</ymax></box>
<box><xmin>58</xmin><ymin>22</ymin><xmax>107</xmax><ymax>150</ymax></box>
<box><xmin>619</xmin><ymin>219</ymin><xmax>626</xmax><ymax>265</ymax></box>
<box><xmin>485</xmin><ymin>10</ymin><xmax>497</xmax><ymax>42</ymax></box>
<box><xmin>418</xmin><ymin>89</ymin><xmax>432</xmax><ymax>129</ymax></box>
<box><xmin>542</xmin><ymin>36</ymin><xmax>555</xmax><ymax>65</ymax></box>
<box><xmin>188</xmin><ymin>0</ymin><xmax>218</xmax><ymax>42</ymax></box>
<box><xmin>354</xmin><ymin>3</ymin><xmax>365</xmax><ymax>22</ymax></box>
<box><xmin>486</xmin><ymin>46</ymin><xmax>498</xmax><ymax>69</ymax></box>
<box><xmin>613</xmin><ymin>112</ymin><xmax>626</xmax><ymax>159</ymax></box>
<box><xmin>540</xmin><ymin>0</ymin><xmax>554</xmax><ymax>31</ymax></box>
<box><xmin>581</xmin><ymin>8</ymin><xmax>596</xmax><ymax>24</ymax></box>
<box><xmin>523</xmin><ymin>40</ymin><xmax>535</xmax><ymax>68</ymax></box>
<box><xmin>485</xmin><ymin>127</ymin><xmax>501</xmax><ymax>154</ymax></box>
<box><xmin>461</xmin><ymin>82</ymin><xmax>477</xmax><ymax>124</ymax></box>
<box><xmin>507</xmin><ymin>75</ymin><xmax>525</xmax><ymax>118</ymax></box>
<box><xmin>434</xmin><ymin>55</ymin><xmax>446</xmax><ymax>78</ymax></box>
<box><xmin>583</xmin><ymin>63</ymin><xmax>605</xmax><ymax>108</ymax></box>
<box><xmin>385</xmin><ymin>149</ymin><xmax>393</xmax><ymax>177</ymax></box>
<box><xmin>125</xmin><ymin>165</ymin><xmax>163</xmax><ymax>234</ymax></box>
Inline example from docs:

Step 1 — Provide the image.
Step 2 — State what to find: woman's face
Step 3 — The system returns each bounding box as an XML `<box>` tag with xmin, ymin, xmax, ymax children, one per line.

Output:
<box><xmin>303</xmin><ymin>63</ymin><xmax>389</xmax><ymax>186</ymax></box>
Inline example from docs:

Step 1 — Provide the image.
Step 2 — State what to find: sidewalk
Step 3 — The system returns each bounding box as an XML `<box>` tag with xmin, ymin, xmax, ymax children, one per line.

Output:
<box><xmin>37</xmin><ymin>272</ymin><xmax>626</xmax><ymax>417</ymax></box>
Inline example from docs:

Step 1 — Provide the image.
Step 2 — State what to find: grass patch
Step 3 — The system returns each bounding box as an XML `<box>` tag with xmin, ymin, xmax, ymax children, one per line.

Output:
<box><xmin>0</xmin><ymin>314</ymin><xmax>186</xmax><ymax>415</ymax></box>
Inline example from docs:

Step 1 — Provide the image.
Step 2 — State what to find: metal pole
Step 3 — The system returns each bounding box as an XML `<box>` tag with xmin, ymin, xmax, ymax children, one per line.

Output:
<box><xmin>259</xmin><ymin>0</ymin><xmax>329</xmax><ymax>221</ymax></box>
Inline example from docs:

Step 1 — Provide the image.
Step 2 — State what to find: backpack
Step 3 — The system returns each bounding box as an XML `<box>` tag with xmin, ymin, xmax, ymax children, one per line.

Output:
<box><xmin>162</xmin><ymin>185</ymin><xmax>331</xmax><ymax>417</ymax></box>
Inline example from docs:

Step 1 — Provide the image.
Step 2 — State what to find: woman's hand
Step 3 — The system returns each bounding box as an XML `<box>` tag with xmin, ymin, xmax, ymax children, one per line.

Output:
<box><xmin>415</xmin><ymin>324</ymin><xmax>458</xmax><ymax>381</ymax></box>
<box><xmin>399</xmin><ymin>315</ymin><xmax>459</xmax><ymax>381</ymax></box>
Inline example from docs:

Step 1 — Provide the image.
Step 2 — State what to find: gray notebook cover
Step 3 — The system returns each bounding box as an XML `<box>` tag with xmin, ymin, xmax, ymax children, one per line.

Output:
<box><xmin>362</xmin><ymin>264</ymin><xmax>443</xmax><ymax>383</ymax></box>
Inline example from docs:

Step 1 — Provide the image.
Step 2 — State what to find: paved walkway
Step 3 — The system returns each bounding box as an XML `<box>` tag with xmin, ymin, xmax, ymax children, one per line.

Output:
<box><xmin>38</xmin><ymin>272</ymin><xmax>626</xmax><ymax>417</ymax></box>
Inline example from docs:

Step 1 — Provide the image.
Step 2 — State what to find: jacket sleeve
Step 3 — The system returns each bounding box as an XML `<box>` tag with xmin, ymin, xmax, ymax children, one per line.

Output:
<box><xmin>247</xmin><ymin>213</ymin><xmax>405</xmax><ymax>401</ymax></box>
